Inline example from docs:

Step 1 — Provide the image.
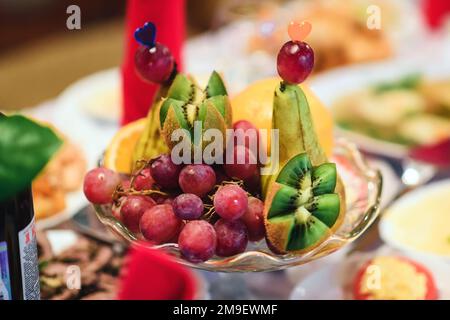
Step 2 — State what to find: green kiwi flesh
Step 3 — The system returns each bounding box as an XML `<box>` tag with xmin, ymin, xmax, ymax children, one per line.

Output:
<box><xmin>267</xmin><ymin>153</ymin><xmax>340</xmax><ymax>251</ymax></box>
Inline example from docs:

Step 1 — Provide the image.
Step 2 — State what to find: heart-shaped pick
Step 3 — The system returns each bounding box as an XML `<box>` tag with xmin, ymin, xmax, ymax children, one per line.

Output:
<box><xmin>134</xmin><ymin>22</ymin><xmax>156</xmax><ymax>47</ymax></box>
<box><xmin>288</xmin><ymin>21</ymin><xmax>312</xmax><ymax>42</ymax></box>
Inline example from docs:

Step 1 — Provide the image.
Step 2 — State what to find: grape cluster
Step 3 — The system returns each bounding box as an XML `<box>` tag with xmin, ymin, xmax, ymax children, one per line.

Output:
<box><xmin>83</xmin><ymin>120</ymin><xmax>266</xmax><ymax>263</ymax></box>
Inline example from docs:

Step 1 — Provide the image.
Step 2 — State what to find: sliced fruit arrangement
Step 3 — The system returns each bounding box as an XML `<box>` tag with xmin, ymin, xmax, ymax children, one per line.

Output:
<box><xmin>263</xmin><ymin>24</ymin><xmax>346</xmax><ymax>254</ymax></box>
<box><xmin>159</xmin><ymin>72</ymin><xmax>232</xmax><ymax>151</ymax></box>
<box><xmin>84</xmin><ymin>21</ymin><xmax>347</xmax><ymax>264</ymax></box>
<box><xmin>262</xmin><ymin>82</ymin><xmax>346</xmax><ymax>253</ymax></box>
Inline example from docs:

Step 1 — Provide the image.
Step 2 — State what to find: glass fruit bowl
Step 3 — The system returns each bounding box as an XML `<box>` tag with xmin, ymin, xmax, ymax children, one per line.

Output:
<box><xmin>94</xmin><ymin>138</ymin><xmax>382</xmax><ymax>272</ymax></box>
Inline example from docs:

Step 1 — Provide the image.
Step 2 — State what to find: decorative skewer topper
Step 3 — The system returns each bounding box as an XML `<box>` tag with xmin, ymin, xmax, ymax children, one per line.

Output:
<box><xmin>277</xmin><ymin>21</ymin><xmax>314</xmax><ymax>84</ymax></box>
<box><xmin>134</xmin><ymin>22</ymin><xmax>175</xmax><ymax>84</ymax></box>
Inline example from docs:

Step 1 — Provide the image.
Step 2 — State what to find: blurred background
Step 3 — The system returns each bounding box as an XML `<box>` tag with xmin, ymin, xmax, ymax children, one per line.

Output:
<box><xmin>1</xmin><ymin>0</ymin><xmax>450</xmax><ymax>300</ymax></box>
<box><xmin>1</xmin><ymin>0</ymin><xmax>441</xmax><ymax>109</ymax></box>
<box><xmin>0</xmin><ymin>0</ymin><xmax>286</xmax><ymax>108</ymax></box>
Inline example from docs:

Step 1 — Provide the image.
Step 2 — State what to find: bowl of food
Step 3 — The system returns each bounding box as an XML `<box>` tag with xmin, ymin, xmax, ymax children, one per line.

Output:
<box><xmin>92</xmin><ymin>137</ymin><xmax>381</xmax><ymax>272</ymax></box>
<box><xmin>290</xmin><ymin>246</ymin><xmax>450</xmax><ymax>300</ymax></box>
<box><xmin>310</xmin><ymin>59</ymin><xmax>450</xmax><ymax>159</ymax></box>
<box><xmin>379</xmin><ymin>179</ymin><xmax>450</xmax><ymax>262</ymax></box>
<box><xmin>32</xmin><ymin>134</ymin><xmax>87</xmax><ymax>230</ymax></box>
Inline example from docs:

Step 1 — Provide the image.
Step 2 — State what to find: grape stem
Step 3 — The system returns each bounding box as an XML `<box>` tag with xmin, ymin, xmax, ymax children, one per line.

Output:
<box><xmin>112</xmin><ymin>158</ymin><xmax>168</xmax><ymax>203</ymax></box>
<box><xmin>115</xmin><ymin>189</ymin><xmax>168</xmax><ymax>197</ymax></box>
<box><xmin>200</xmin><ymin>206</ymin><xmax>216</xmax><ymax>221</ymax></box>
<box><xmin>208</xmin><ymin>179</ymin><xmax>251</xmax><ymax>202</ymax></box>
<box><xmin>163</xmin><ymin>62</ymin><xmax>179</xmax><ymax>86</ymax></box>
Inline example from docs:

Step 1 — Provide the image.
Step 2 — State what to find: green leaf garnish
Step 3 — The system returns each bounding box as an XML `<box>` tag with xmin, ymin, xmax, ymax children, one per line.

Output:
<box><xmin>0</xmin><ymin>115</ymin><xmax>63</xmax><ymax>202</ymax></box>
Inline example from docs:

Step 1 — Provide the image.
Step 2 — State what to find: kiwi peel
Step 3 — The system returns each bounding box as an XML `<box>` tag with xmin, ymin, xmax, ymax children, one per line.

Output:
<box><xmin>263</xmin><ymin>82</ymin><xmax>346</xmax><ymax>254</ymax></box>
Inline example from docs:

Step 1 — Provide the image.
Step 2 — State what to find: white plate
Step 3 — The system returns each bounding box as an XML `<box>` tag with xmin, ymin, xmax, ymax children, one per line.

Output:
<box><xmin>24</xmin><ymin>101</ymin><xmax>88</xmax><ymax>230</ymax></box>
<box><xmin>290</xmin><ymin>246</ymin><xmax>450</xmax><ymax>300</ymax></box>
<box><xmin>309</xmin><ymin>57</ymin><xmax>450</xmax><ymax>159</ymax></box>
<box><xmin>26</xmin><ymin>69</ymin><xmax>122</xmax><ymax>229</ymax></box>
<box><xmin>35</xmin><ymin>190</ymin><xmax>86</xmax><ymax>230</ymax></box>
<box><xmin>58</xmin><ymin>68</ymin><xmax>122</xmax><ymax>123</ymax></box>
<box><xmin>379</xmin><ymin>179</ymin><xmax>450</xmax><ymax>263</ymax></box>
<box><xmin>55</xmin><ymin>69</ymin><xmax>120</xmax><ymax>170</ymax></box>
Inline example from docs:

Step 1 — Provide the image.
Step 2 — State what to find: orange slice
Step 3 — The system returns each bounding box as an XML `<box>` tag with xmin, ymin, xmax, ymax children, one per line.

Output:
<box><xmin>104</xmin><ymin>118</ymin><xmax>147</xmax><ymax>174</ymax></box>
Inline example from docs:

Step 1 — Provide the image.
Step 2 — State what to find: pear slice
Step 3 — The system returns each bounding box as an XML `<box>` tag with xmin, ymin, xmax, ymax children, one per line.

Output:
<box><xmin>264</xmin><ymin>83</ymin><xmax>346</xmax><ymax>254</ymax></box>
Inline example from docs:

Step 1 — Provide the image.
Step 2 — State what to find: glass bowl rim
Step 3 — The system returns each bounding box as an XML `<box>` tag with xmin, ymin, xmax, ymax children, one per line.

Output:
<box><xmin>94</xmin><ymin>138</ymin><xmax>383</xmax><ymax>272</ymax></box>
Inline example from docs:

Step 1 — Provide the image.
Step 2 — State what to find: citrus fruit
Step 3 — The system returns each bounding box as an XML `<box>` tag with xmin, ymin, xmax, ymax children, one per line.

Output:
<box><xmin>104</xmin><ymin>118</ymin><xmax>147</xmax><ymax>174</ymax></box>
<box><xmin>231</xmin><ymin>77</ymin><xmax>334</xmax><ymax>157</ymax></box>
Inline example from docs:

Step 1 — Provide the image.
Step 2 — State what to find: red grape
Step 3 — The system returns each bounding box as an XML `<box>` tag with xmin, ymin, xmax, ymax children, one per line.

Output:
<box><xmin>172</xmin><ymin>193</ymin><xmax>204</xmax><ymax>220</ymax></box>
<box><xmin>133</xmin><ymin>168</ymin><xmax>154</xmax><ymax>191</ymax></box>
<box><xmin>241</xmin><ymin>197</ymin><xmax>265</xmax><ymax>241</ymax></box>
<box><xmin>120</xmin><ymin>179</ymin><xmax>131</xmax><ymax>191</ymax></box>
<box><xmin>233</xmin><ymin>120</ymin><xmax>259</xmax><ymax>151</ymax></box>
<box><xmin>243</xmin><ymin>170</ymin><xmax>261</xmax><ymax>195</ymax></box>
<box><xmin>139</xmin><ymin>204</ymin><xmax>182</xmax><ymax>244</ymax></box>
<box><xmin>277</xmin><ymin>41</ymin><xmax>314</xmax><ymax>84</ymax></box>
<box><xmin>178</xmin><ymin>164</ymin><xmax>216</xmax><ymax>197</ymax></box>
<box><xmin>233</xmin><ymin>120</ymin><xmax>266</xmax><ymax>164</ymax></box>
<box><xmin>112</xmin><ymin>197</ymin><xmax>125</xmax><ymax>221</ymax></box>
<box><xmin>233</xmin><ymin>120</ymin><xmax>257</xmax><ymax>133</ymax></box>
<box><xmin>214</xmin><ymin>219</ymin><xmax>248</xmax><ymax>257</ymax></box>
<box><xmin>135</xmin><ymin>43</ymin><xmax>174</xmax><ymax>84</ymax></box>
<box><xmin>214</xmin><ymin>167</ymin><xmax>229</xmax><ymax>185</ymax></box>
<box><xmin>168</xmin><ymin>221</ymin><xmax>185</xmax><ymax>243</ymax></box>
<box><xmin>163</xmin><ymin>197</ymin><xmax>174</xmax><ymax>206</ymax></box>
<box><xmin>224</xmin><ymin>145</ymin><xmax>258</xmax><ymax>180</ymax></box>
<box><xmin>83</xmin><ymin>167</ymin><xmax>121</xmax><ymax>204</ymax></box>
<box><xmin>213</xmin><ymin>185</ymin><xmax>248</xmax><ymax>220</ymax></box>
<box><xmin>150</xmin><ymin>154</ymin><xmax>182</xmax><ymax>190</ymax></box>
<box><xmin>178</xmin><ymin>221</ymin><xmax>217</xmax><ymax>263</ymax></box>
<box><xmin>151</xmin><ymin>194</ymin><xmax>168</xmax><ymax>204</ymax></box>
<box><xmin>121</xmin><ymin>195</ymin><xmax>156</xmax><ymax>233</ymax></box>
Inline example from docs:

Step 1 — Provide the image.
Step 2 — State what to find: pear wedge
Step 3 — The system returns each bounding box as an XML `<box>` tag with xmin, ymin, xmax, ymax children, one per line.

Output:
<box><xmin>263</xmin><ymin>82</ymin><xmax>346</xmax><ymax>254</ymax></box>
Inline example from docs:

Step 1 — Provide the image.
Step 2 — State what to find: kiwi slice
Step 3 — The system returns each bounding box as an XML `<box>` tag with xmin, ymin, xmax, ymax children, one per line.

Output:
<box><xmin>205</xmin><ymin>70</ymin><xmax>227</xmax><ymax>97</ymax></box>
<box><xmin>159</xmin><ymin>72</ymin><xmax>232</xmax><ymax>151</ymax></box>
<box><xmin>265</xmin><ymin>153</ymin><xmax>340</xmax><ymax>253</ymax></box>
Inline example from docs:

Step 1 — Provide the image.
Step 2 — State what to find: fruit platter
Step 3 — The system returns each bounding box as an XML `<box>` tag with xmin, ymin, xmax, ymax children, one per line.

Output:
<box><xmin>83</xmin><ymin>21</ymin><xmax>382</xmax><ymax>272</ymax></box>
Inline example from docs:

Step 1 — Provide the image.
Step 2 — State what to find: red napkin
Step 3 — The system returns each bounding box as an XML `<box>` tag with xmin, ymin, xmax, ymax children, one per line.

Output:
<box><xmin>121</xmin><ymin>0</ymin><xmax>186</xmax><ymax>125</ymax></box>
<box><xmin>117</xmin><ymin>243</ymin><xmax>196</xmax><ymax>300</ymax></box>
<box><xmin>422</xmin><ymin>0</ymin><xmax>450</xmax><ymax>29</ymax></box>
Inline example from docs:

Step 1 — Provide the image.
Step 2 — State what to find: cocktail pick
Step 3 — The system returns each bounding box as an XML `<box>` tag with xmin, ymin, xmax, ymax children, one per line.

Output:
<box><xmin>133</xmin><ymin>21</ymin><xmax>176</xmax><ymax>84</ymax></box>
<box><xmin>288</xmin><ymin>20</ymin><xmax>312</xmax><ymax>42</ymax></box>
<box><xmin>277</xmin><ymin>21</ymin><xmax>314</xmax><ymax>84</ymax></box>
<box><xmin>134</xmin><ymin>22</ymin><xmax>157</xmax><ymax>48</ymax></box>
